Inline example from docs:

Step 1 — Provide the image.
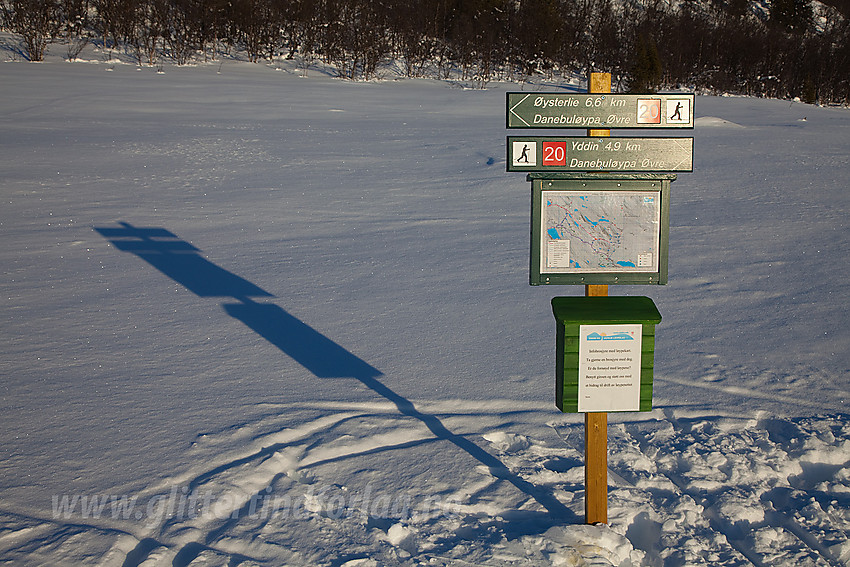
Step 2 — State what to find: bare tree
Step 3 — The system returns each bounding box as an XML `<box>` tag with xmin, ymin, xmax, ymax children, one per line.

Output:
<box><xmin>2</xmin><ymin>0</ymin><xmax>61</xmax><ymax>61</ymax></box>
<box><xmin>158</xmin><ymin>0</ymin><xmax>200</xmax><ymax>64</ymax></box>
<box><xmin>325</xmin><ymin>0</ymin><xmax>390</xmax><ymax>80</ymax></box>
<box><xmin>92</xmin><ymin>0</ymin><xmax>137</xmax><ymax>51</ymax></box>
<box><xmin>58</xmin><ymin>0</ymin><xmax>90</xmax><ymax>60</ymax></box>
<box><xmin>230</xmin><ymin>0</ymin><xmax>278</xmax><ymax>63</ymax></box>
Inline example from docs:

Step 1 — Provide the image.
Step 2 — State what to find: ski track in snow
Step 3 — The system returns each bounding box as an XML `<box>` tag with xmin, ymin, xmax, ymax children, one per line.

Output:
<box><xmin>2</xmin><ymin>41</ymin><xmax>850</xmax><ymax>566</ymax></box>
<box><xmin>2</xmin><ymin>407</ymin><xmax>848</xmax><ymax>565</ymax></box>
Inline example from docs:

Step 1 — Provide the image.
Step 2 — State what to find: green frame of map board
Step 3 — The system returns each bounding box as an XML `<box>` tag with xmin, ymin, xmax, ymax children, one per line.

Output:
<box><xmin>529</xmin><ymin>173</ymin><xmax>674</xmax><ymax>285</ymax></box>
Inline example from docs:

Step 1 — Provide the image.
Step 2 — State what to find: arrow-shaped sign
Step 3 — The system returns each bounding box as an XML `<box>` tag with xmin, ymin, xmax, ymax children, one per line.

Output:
<box><xmin>507</xmin><ymin>93</ymin><xmax>695</xmax><ymax>129</ymax></box>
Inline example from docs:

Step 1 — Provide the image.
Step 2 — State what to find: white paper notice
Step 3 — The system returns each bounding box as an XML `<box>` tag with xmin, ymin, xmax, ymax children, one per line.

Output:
<box><xmin>578</xmin><ymin>324</ymin><xmax>642</xmax><ymax>412</ymax></box>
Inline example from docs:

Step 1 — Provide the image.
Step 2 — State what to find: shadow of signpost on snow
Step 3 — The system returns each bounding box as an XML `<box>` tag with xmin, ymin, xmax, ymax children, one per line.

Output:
<box><xmin>223</xmin><ymin>301</ymin><xmax>382</xmax><ymax>379</ymax></box>
<box><xmin>94</xmin><ymin>222</ymin><xmax>382</xmax><ymax>379</ymax></box>
<box><xmin>95</xmin><ymin>222</ymin><xmax>578</xmax><ymax>525</ymax></box>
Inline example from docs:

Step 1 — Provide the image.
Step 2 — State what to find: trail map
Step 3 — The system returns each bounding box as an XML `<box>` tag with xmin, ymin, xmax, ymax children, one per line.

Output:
<box><xmin>540</xmin><ymin>190</ymin><xmax>661</xmax><ymax>273</ymax></box>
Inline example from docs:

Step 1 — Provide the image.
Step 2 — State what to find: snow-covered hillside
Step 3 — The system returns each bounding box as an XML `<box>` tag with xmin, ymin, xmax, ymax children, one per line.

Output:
<box><xmin>1</xmin><ymin>52</ymin><xmax>849</xmax><ymax>566</ymax></box>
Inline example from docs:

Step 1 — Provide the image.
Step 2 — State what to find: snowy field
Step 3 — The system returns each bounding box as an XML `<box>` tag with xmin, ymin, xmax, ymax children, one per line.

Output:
<box><xmin>1</xmin><ymin>46</ymin><xmax>849</xmax><ymax>566</ymax></box>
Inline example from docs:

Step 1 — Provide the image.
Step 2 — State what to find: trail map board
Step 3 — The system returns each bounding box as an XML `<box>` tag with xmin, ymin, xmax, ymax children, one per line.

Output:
<box><xmin>529</xmin><ymin>174</ymin><xmax>673</xmax><ymax>285</ymax></box>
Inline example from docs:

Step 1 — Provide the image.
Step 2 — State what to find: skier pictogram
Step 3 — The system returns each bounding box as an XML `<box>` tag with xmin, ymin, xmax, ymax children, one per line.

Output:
<box><xmin>510</xmin><ymin>140</ymin><xmax>537</xmax><ymax>167</ymax></box>
<box><xmin>670</xmin><ymin>102</ymin><xmax>683</xmax><ymax>121</ymax></box>
<box><xmin>519</xmin><ymin>144</ymin><xmax>530</xmax><ymax>163</ymax></box>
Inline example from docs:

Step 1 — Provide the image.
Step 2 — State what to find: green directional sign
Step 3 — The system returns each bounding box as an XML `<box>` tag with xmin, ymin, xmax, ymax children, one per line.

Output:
<box><xmin>507</xmin><ymin>136</ymin><xmax>693</xmax><ymax>173</ymax></box>
<box><xmin>507</xmin><ymin>93</ymin><xmax>695</xmax><ymax>129</ymax></box>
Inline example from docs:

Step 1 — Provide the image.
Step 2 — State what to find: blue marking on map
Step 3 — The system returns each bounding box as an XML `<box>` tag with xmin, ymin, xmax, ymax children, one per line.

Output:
<box><xmin>616</xmin><ymin>261</ymin><xmax>636</xmax><ymax>267</ymax></box>
<box><xmin>547</xmin><ymin>228</ymin><xmax>560</xmax><ymax>239</ymax></box>
<box><xmin>582</xmin><ymin>215</ymin><xmax>610</xmax><ymax>227</ymax></box>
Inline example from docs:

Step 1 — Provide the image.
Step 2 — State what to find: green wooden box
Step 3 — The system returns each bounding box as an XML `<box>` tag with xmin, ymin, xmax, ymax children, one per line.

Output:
<box><xmin>552</xmin><ymin>296</ymin><xmax>662</xmax><ymax>413</ymax></box>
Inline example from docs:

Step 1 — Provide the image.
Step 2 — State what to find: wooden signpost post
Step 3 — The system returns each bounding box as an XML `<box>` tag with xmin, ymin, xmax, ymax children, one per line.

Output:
<box><xmin>586</xmin><ymin>72</ymin><xmax>611</xmax><ymax>526</ymax></box>
<box><xmin>506</xmin><ymin>72</ymin><xmax>694</xmax><ymax>525</ymax></box>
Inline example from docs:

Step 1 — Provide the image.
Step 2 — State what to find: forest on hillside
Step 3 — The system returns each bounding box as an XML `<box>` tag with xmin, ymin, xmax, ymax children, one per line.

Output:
<box><xmin>2</xmin><ymin>0</ymin><xmax>849</xmax><ymax>103</ymax></box>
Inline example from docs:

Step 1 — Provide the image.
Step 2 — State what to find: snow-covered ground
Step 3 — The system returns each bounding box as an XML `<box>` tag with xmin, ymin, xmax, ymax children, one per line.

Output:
<box><xmin>1</xmin><ymin>46</ymin><xmax>849</xmax><ymax>566</ymax></box>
